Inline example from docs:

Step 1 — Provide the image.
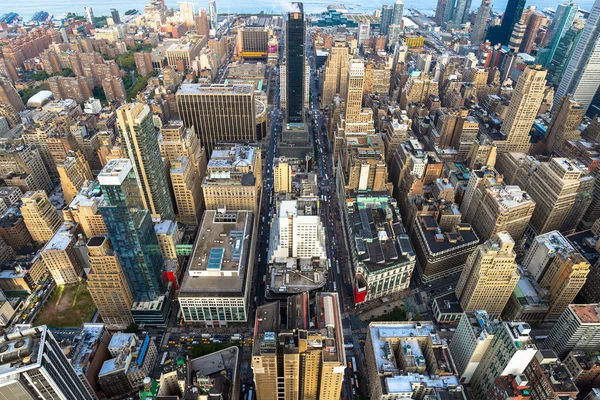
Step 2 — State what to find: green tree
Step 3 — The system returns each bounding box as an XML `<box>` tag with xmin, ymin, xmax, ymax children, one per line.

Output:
<box><xmin>372</xmin><ymin>306</ymin><xmax>407</xmax><ymax>322</ymax></box>
<box><xmin>19</xmin><ymin>83</ymin><xmax>50</xmax><ymax>105</ymax></box>
<box><xmin>124</xmin><ymin>322</ymin><xmax>139</xmax><ymax>333</ymax></box>
<box><xmin>92</xmin><ymin>86</ymin><xmax>107</xmax><ymax>105</ymax></box>
<box><xmin>189</xmin><ymin>341</ymin><xmax>240</xmax><ymax>358</ymax></box>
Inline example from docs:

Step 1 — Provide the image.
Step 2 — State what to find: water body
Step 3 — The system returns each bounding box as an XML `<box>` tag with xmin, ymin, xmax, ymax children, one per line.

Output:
<box><xmin>8</xmin><ymin>0</ymin><xmax>597</xmax><ymax>22</ymax></box>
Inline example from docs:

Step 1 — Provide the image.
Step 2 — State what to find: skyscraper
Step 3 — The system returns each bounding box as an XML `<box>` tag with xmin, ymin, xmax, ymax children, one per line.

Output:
<box><xmin>497</xmin><ymin>65</ymin><xmax>547</xmax><ymax>153</ymax></box>
<box><xmin>380</xmin><ymin>5</ymin><xmax>394</xmax><ymax>35</ymax></box>
<box><xmin>20</xmin><ymin>190</ymin><xmax>63</xmax><ymax>243</ymax></box>
<box><xmin>321</xmin><ymin>40</ymin><xmax>350</xmax><ymax>108</ymax></box>
<box><xmin>208</xmin><ymin>0</ymin><xmax>218</xmax><ymax>31</ymax></box>
<box><xmin>83</xmin><ymin>6</ymin><xmax>95</xmax><ymax>24</ymax></box>
<box><xmin>455</xmin><ymin>232</ymin><xmax>520</xmax><ymax>318</ymax></box>
<box><xmin>544</xmin><ymin>304</ymin><xmax>600</xmax><ymax>358</ymax></box>
<box><xmin>87</xmin><ymin>236</ymin><xmax>134</xmax><ymax>329</ymax></box>
<box><xmin>252</xmin><ymin>292</ymin><xmax>345</xmax><ymax>400</ymax></box>
<box><xmin>471</xmin><ymin>0</ymin><xmax>491</xmax><ymax>45</ymax></box>
<box><xmin>392</xmin><ymin>0</ymin><xmax>404</xmax><ymax>25</ymax></box>
<box><xmin>177</xmin><ymin>84</ymin><xmax>257</xmax><ymax>155</ymax></box>
<box><xmin>547</xmin><ymin>26</ymin><xmax>582</xmax><ymax>86</ymax></box>
<box><xmin>179</xmin><ymin>2</ymin><xmax>195</xmax><ymax>28</ymax></box>
<box><xmin>98</xmin><ymin>159</ymin><xmax>165</xmax><ymax>302</ymax></box>
<box><xmin>117</xmin><ymin>103</ymin><xmax>175</xmax><ymax>221</ymax></box>
<box><xmin>285</xmin><ymin>3</ymin><xmax>306</xmax><ymax>124</ymax></box>
<box><xmin>434</xmin><ymin>0</ymin><xmax>448</xmax><ymax>25</ymax></box>
<box><xmin>0</xmin><ymin>326</ymin><xmax>94</xmax><ymax>400</ymax></box>
<box><xmin>452</xmin><ymin>0</ymin><xmax>473</xmax><ymax>26</ymax></box>
<box><xmin>536</xmin><ymin>1</ymin><xmax>578</xmax><ymax>67</ymax></box>
<box><xmin>555</xmin><ymin>0</ymin><xmax>600</xmax><ymax>114</ymax></box>
<box><xmin>486</xmin><ymin>0</ymin><xmax>526</xmax><ymax>45</ymax></box>
<box><xmin>545</xmin><ymin>96</ymin><xmax>584</xmax><ymax>153</ymax></box>
<box><xmin>110</xmin><ymin>8</ymin><xmax>120</xmax><ymax>24</ymax></box>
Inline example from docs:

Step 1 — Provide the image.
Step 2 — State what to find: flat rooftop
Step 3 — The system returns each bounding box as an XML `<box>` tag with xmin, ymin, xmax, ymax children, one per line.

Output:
<box><xmin>68</xmin><ymin>323</ymin><xmax>106</xmax><ymax>376</ymax></box>
<box><xmin>432</xmin><ymin>292</ymin><xmax>463</xmax><ymax>315</ymax></box>
<box><xmin>571</xmin><ymin>304</ymin><xmax>600</xmax><ymax>324</ymax></box>
<box><xmin>416</xmin><ymin>215</ymin><xmax>478</xmax><ymax>255</ymax></box>
<box><xmin>180</xmin><ymin>210</ymin><xmax>253</xmax><ymax>297</ymax></box>
<box><xmin>42</xmin><ymin>223</ymin><xmax>77</xmax><ymax>252</ymax></box>
<box><xmin>0</xmin><ymin>325</ymin><xmax>49</xmax><ymax>377</ymax></box>
<box><xmin>177</xmin><ymin>83</ymin><xmax>254</xmax><ymax>96</ymax></box>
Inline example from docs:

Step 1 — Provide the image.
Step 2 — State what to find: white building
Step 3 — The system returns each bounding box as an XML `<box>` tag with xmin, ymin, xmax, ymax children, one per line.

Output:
<box><xmin>544</xmin><ymin>303</ymin><xmax>600</xmax><ymax>358</ymax></box>
<box><xmin>268</xmin><ymin>198</ymin><xmax>327</xmax><ymax>262</ymax></box>
<box><xmin>522</xmin><ymin>230</ymin><xmax>575</xmax><ymax>281</ymax></box>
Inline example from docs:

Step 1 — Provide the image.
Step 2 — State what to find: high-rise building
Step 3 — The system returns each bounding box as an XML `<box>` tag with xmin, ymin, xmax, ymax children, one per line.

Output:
<box><xmin>170</xmin><ymin>157</ymin><xmax>205</xmax><ymax>226</ymax></box>
<box><xmin>471</xmin><ymin>0</ymin><xmax>491</xmax><ymax>45</ymax></box>
<box><xmin>380</xmin><ymin>5</ymin><xmax>394</xmax><ymax>35</ymax></box>
<box><xmin>462</xmin><ymin>171</ymin><xmax>535</xmax><ymax>242</ymax></box>
<box><xmin>195</xmin><ymin>8</ymin><xmax>211</xmax><ymax>37</ymax></box>
<box><xmin>0</xmin><ymin>325</ymin><xmax>94</xmax><ymax>399</ymax></box>
<box><xmin>208</xmin><ymin>0</ymin><xmax>218</xmax><ymax>31</ymax></box>
<box><xmin>84</xmin><ymin>6</ymin><xmax>95</xmax><ymax>24</ymax></box>
<box><xmin>252</xmin><ymin>292</ymin><xmax>346</xmax><ymax>400</ymax></box>
<box><xmin>470</xmin><ymin>321</ymin><xmax>537</xmax><ymax>399</ymax></box>
<box><xmin>268</xmin><ymin>198</ymin><xmax>327</xmax><ymax>262</ymax></box>
<box><xmin>102</xmin><ymin>76</ymin><xmax>127</xmax><ymax>103</ymax></box>
<box><xmin>177</xmin><ymin>84</ymin><xmax>257</xmax><ymax>155</ymax></box>
<box><xmin>179</xmin><ymin>209</ymin><xmax>255</xmax><ymax>325</ymax></box>
<box><xmin>450</xmin><ymin>311</ymin><xmax>500</xmax><ymax>384</ymax></box>
<box><xmin>555</xmin><ymin>0</ymin><xmax>600</xmax><ymax>115</ymax></box>
<box><xmin>344</xmin><ymin>146</ymin><xmax>391</xmax><ymax>193</ymax></box>
<box><xmin>343</xmin><ymin>59</ymin><xmax>375</xmax><ymax>136</ymax></box>
<box><xmin>202</xmin><ymin>142</ymin><xmax>262</xmax><ymax>213</ymax></box>
<box><xmin>521</xmin><ymin>350</ymin><xmax>579</xmax><ymax>400</ymax></box>
<box><xmin>21</xmin><ymin>190</ymin><xmax>63</xmax><ymax>244</ymax></box>
<box><xmin>547</xmin><ymin>26</ymin><xmax>582</xmax><ymax>86</ymax></box>
<box><xmin>57</xmin><ymin>150</ymin><xmax>94</xmax><ymax>204</ymax></box>
<box><xmin>98</xmin><ymin>159</ymin><xmax>165</xmax><ymax>302</ymax></box>
<box><xmin>284</xmin><ymin>3</ymin><xmax>306</xmax><ymax>124</ymax></box>
<box><xmin>563</xmin><ymin>351</ymin><xmax>600</xmax><ymax>393</ymax></box>
<box><xmin>342</xmin><ymin>194</ymin><xmax>415</xmax><ymax>304</ymax></box>
<box><xmin>392</xmin><ymin>0</ymin><xmax>404</xmax><ymax>25</ymax></box>
<box><xmin>486</xmin><ymin>0</ymin><xmax>526</xmax><ymax>45</ymax></box>
<box><xmin>117</xmin><ymin>103</ymin><xmax>175</xmax><ymax>221</ymax></box>
<box><xmin>546</xmin><ymin>96</ymin><xmax>584</xmax><ymax>153</ymax></box>
<box><xmin>452</xmin><ymin>0</ymin><xmax>473</xmax><ymax>26</ymax></box>
<box><xmin>0</xmin><ymin>78</ymin><xmax>25</xmax><ymax>112</ymax></box>
<box><xmin>64</xmin><ymin>180</ymin><xmax>107</xmax><ymax>238</ymax></box>
<box><xmin>179</xmin><ymin>2</ymin><xmax>195</xmax><ymax>28</ymax></box>
<box><xmin>524</xmin><ymin>231</ymin><xmax>590</xmax><ymax>320</ymax></box>
<box><xmin>40</xmin><ymin>222</ymin><xmax>83</xmax><ymax>285</ymax></box>
<box><xmin>321</xmin><ymin>41</ymin><xmax>350</xmax><ymax>108</ymax></box>
<box><xmin>455</xmin><ymin>232</ymin><xmax>519</xmax><ymax>318</ymax></box>
<box><xmin>508</xmin><ymin>22</ymin><xmax>527</xmax><ymax>51</ymax></box>
<box><xmin>544</xmin><ymin>304</ymin><xmax>600</xmax><ymax>358</ymax></box>
<box><xmin>110</xmin><ymin>8</ymin><xmax>121</xmax><ymax>24</ymax></box>
<box><xmin>87</xmin><ymin>236</ymin><xmax>135</xmax><ymax>329</ymax></box>
<box><xmin>434</xmin><ymin>0</ymin><xmax>448</xmax><ymax>25</ymax></box>
<box><xmin>521</xmin><ymin>13</ymin><xmax>544</xmax><ymax>54</ymax></box>
<box><xmin>0</xmin><ymin>145</ymin><xmax>53</xmax><ymax>193</ymax></box>
<box><xmin>537</xmin><ymin>2</ymin><xmax>578</xmax><ymax>67</ymax></box>
<box><xmin>496</xmin><ymin>65</ymin><xmax>547</xmax><ymax>153</ymax></box>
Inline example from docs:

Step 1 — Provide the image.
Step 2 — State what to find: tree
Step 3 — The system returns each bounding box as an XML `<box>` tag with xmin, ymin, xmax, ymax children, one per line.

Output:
<box><xmin>124</xmin><ymin>322</ymin><xmax>139</xmax><ymax>333</ymax></box>
<box><xmin>92</xmin><ymin>86</ymin><xmax>107</xmax><ymax>105</ymax></box>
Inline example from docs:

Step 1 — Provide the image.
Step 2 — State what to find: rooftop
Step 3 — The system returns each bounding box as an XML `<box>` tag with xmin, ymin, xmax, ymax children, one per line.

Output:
<box><xmin>177</xmin><ymin>83</ymin><xmax>254</xmax><ymax>96</ymax></box>
<box><xmin>385</xmin><ymin>373</ymin><xmax>460</xmax><ymax>394</ymax></box>
<box><xmin>432</xmin><ymin>292</ymin><xmax>463</xmax><ymax>315</ymax></box>
<box><xmin>180</xmin><ymin>210</ymin><xmax>253</xmax><ymax>297</ymax></box>
<box><xmin>67</xmin><ymin>323</ymin><xmax>106</xmax><ymax>376</ymax></box>
<box><xmin>0</xmin><ymin>325</ymin><xmax>49</xmax><ymax>377</ymax></box>
<box><xmin>514</xmin><ymin>267</ymin><xmax>550</xmax><ymax>309</ymax></box>
<box><xmin>97</xmin><ymin>159</ymin><xmax>132</xmax><ymax>186</ymax></box>
<box><xmin>154</xmin><ymin>220</ymin><xmax>177</xmax><ymax>236</ymax></box>
<box><xmin>489</xmin><ymin>184</ymin><xmax>534</xmax><ymax>210</ymax></box>
<box><xmin>416</xmin><ymin>215</ymin><xmax>479</xmax><ymax>255</ymax></box>
<box><xmin>42</xmin><ymin>223</ymin><xmax>78</xmax><ymax>252</ymax></box>
<box><xmin>570</xmin><ymin>304</ymin><xmax>600</xmax><ymax>324</ymax></box>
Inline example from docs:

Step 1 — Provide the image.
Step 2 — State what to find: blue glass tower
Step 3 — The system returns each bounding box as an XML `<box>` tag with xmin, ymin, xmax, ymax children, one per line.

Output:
<box><xmin>98</xmin><ymin>159</ymin><xmax>165</xmax><ymax>302</ymax></box>
<box><xmin>536</xmin><ymin>2</ymin><xmax>578</xmax><ymax>67</ymax></box>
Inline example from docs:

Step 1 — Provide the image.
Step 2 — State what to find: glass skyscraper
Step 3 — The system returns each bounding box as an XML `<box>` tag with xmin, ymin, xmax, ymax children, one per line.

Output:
<box><xmin>285</xmin><ymin>3</ymin><xmax>305</xmax><ymax>124</ymax></box>
<box><xmin>536</xmin><ymin>2</ymin><xmax>578</xmax><ymax>67</ymax></box>
<box><xmin>98</xmin><ymin>159</ymin><xmax>165</xmax><ymax>302</ymax></box>
<box><xmin>486</xmin><ymin>0</ymin><xmax>526</xmax><ymax>46</ymax></box>
<box><xmin>380</xmin><ymin>5</ymin><xmax>393</xmax><ymax>35</ymax></box>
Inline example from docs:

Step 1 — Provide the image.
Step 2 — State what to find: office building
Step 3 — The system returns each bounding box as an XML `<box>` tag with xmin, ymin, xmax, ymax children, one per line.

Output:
<box><xmin>165</xmin><ymin>35</ymin><xmax>207</xmax><ymax>69</ymax></box>
<box><xmin>344</xmin><ymin>147</ymin><xmax>391</xmax><ymax>193</ymax></box>
<box><xmin>449</xmin><ymin>311</ymin><xmax>500</xmax><ymax>384</ymax></box>
<box><xmin>462</xmin><ymin>172</ymin><xmax>535</xmax><ymax>242</ymax></box>
<box><xmin>342</xmin><ymin>59</ymin><xmax>375</xmax><ymax>136</ymax></box>
<box><xmin>392</xmin><ymin>0</ymin><xmax>404</xmax><ymax>25</ymax></box>
<box><xmin>563</xmin><ymin>351</ymin><xmax>600</xmax><ymax>393</ymax></box>
<box><xmin>98</xmin><ymin>159</ymin><xmax>165</xmax><ymax>302</ymax></box>
<box><xmin>179</xmin><ymin>2</ymin><xmax>195</xmax><ymax>28</ymax></box>
<box><xmin>545</xmin><ymin>96</ymin><xmax>584</xmax><ymax>154</ymax></box>
<box><xmin>0</xmin><ymin>209</ymin><xmax>32</xmax><ymax>252</ymax></box>
<box><xmin>548</xmin><ymin>26</ymin><xmax>582</xmax><ymax>86</ymax></box>
<box><xmin>435</xmin><ymin>0</ymin><xmax>448</xmax><ymax>25</ymax></box>
<box><xmin>503</xmin><ymin>266</ymin><xmax>551</xmax><ymax>323</ymax></box>
<box><xmin>64</xmin><ymin>181</ymin><xmax>107</xmax><ymax>238</ymax></box>
<box><xmin>380</xmin><ymin>5</ymin><xmax>394</xmax><ymax>35</ymax></box>
<box><xmin>57</xmin><ymin>151</ymin><xmax>94</xmax><ymax>204</ymax></box>
<box><xmin>40</xmin><ymin>222</ymin><xmax>83</xmax><ymax>285</ymax></box>
<box><xmin>117</xmin><ymin>103</ymin><xmax>175</xmax><ymax>221</ymax></box>
<box><xmin>496</xmin><ymin>65</ymin><xmax>547</xmax><ymax>153</ymax></box>
<box><xmin>177</xmin><ymin>84</ymin><xmax>257</xmax><ymax>155</ymax></box>
<box><xmin>471</xmin><ymin>321</ymin><xmax>537</xmax><ymax>399</ymax></box>
<box><xmin>87</xmin><ymin>236</ymin><xmax>135</xmax><ymax>330</ymax></box>
<box><xmin>524</xmin><ymin>232</ymin><xmax>589</xmax><ymax>318</ymax></box>
<box><xmin>452</xmin><ymin>0</ymin><xmax>473</xmax><ymax>26</ymax></box>
<box><xmin>537</xmin><ymin>1</ymin><xmax>578</xmax><ymax>67</ymax></box>
<box><xmin>526</xmin><ymin>157</ymin><xmax>584</xmax><ymax>235</ymax></box>
<box><xmin>508</xmin><ymin>22</ymin><xmax>527</xmax><ymax>52</ymax></box>
<box><xmin>20</xmin><ymin>190</ymin><xmax>63</xmax><ymax>244</ymax></box>
<box><xmin>154</xmin><ymin>220</ymin><xmax>180</xmax><ymax>265</ymax></box>
<box><xmin>187</xmin><ymin>346</ymin><xmax>239</xmax><ymax>400</ymax></box>
<box><xmin>283</xmin><ymin>3</ymin><xmax>306</xmax><ymax>124</ymax></box>
<box><xmin>98</xmin><ymin>333</ymin><xmax>158</xmax><ymax>397</ymax></box>
<box><xmin>471</xmin><ymin>0</ymin><xmax>491</xmax><ymax>45</ymax></box>
<box><xmin>342</xmin><ymin>194</ymin><xmax>415</xmax><ymax>304</ymax></box>
<box><xmin>237</xmin><ymin>27</ymin><xmax>269</xmax><ymax>58</ymax></box>
<box><xmin>544</xmin><ymin>304</ymin><xmax>600</xmax><ymax>358</ymax></box>
<box><xmin>202</xmin><ymin>142</ymin><xmax>262</xmax><ymax>213</ymax></box>
<box><xmin>178</xmin><ymin>209</ymin><xmax>255</xmax><ymax>325</ymax></box>
<box><xmin>0</xmin><ymin>325</ymin><xmax>94</xmax><ymax>399</ymax></box>
<box><xmin>365</xmin><ymin>321</ymin><xmax>461</xmax><ymax>399</ymax></box>
<box><xmin>110</xmin><ymin>8</ymin><xmax>120</xmax><ymax>24</ymax></box>
<box><xmin>84</xmin><ymin>6</ymin><xmax>95</xmax><ymax>24</ymax></box>
<box><xmin>208</xmin><ymin>0</ymin><xmax>218</xmax><ymax>30</ymax></box>
<box><xmin>268</xmin><ymin>198</ymin><xmax>327</xmax><ymax>262</ymax></box>
<box><xmin>0</xmin><ymin>145</ymin><xmax>53</xmax><ymax>193</ymax></box>
<box><xmin>321</xmin><ymin>41</ymin><xmax>350</xmax><ymax>108</ymax></box>
<box><xmin>555</xmin><ymin>0</ymin><xmax>600</xmax><ymax>115</ymax></box>
<box><xmin>522</xmin><ymin>350</ymin><xmax>579</xmax><ymax>400</ymax></box>
<box><xmin>252</xmin><ymin>292</ymin><xmax>345</xmax><ymax>400</ymax></box>
<box><xmin>486</xmin><ymin>0</ymin><xmax>526</xmax><ymax>45</ymax></box>
<box><xmin>455</xmin><ymin>232</ymin><xmax>519</xmax><ymax>318</ymax></box>
<box><xmin>170</xmin><ymin>157</ymin><xmax>205</xmax><ymax>226</ymax></box>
